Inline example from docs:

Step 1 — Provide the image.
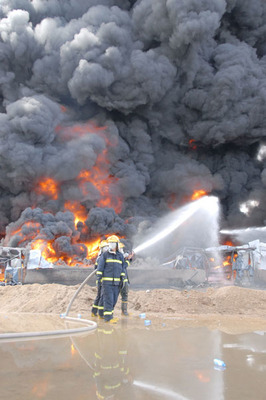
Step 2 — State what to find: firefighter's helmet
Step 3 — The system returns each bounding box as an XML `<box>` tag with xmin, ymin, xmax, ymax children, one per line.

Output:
<box><xmin>107</xmin><ymin>235</ymin><xmax>120</xmax><ymax>243</ymax></box>
<box><xmin>99</xmin><ymin>240</ymin><xmax>108</xmax><ymax>248</ymax></box>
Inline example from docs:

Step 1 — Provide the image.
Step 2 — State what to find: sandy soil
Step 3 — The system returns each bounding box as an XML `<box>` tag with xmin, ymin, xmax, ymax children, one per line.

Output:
<box><xmin>1</xmin><ymin>283</ymin><xmax>266</xmax><ymax>334</ymax></box>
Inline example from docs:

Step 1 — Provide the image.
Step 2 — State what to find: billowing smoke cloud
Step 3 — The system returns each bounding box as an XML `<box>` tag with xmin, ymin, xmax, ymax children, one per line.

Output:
<box><xmin>1</xmin><ymin>0</ymin><xmax>266</xmax><ymax>257</ymax></box>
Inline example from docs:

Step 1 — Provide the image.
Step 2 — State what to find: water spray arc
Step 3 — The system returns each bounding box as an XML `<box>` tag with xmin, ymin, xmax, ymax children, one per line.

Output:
<box><xmin>133</xmin><ymin>196</ymin><xmax>220</xmax><ymax>254</ymax></box>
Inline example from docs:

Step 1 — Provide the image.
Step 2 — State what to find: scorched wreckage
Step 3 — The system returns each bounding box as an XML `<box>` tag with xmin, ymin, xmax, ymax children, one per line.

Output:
<box><xmin>1</xmin><ymin>1</ymin><xmax>266</xmax><ymax>282</ymax></box>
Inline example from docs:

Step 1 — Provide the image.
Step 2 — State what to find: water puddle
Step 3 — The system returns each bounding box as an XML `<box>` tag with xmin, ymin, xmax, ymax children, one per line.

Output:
<box><xmin>0</xmin><ymin>315</ymin><xmax>266</xmax><ymax>400</ymax></box>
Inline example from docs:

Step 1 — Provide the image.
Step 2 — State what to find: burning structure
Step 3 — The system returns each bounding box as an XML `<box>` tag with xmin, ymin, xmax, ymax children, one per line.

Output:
<box><xmin>1</xmin><ymin>2</ymin><xmax>266</xmax><ymax>269</ymax></box>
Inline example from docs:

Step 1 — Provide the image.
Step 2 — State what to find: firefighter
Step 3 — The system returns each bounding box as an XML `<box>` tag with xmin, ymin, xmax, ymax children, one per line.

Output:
<box><xmin>118</xmin><ymin>242</ymin><xmax>134</xmax><ymax>317</ymax></box>
<box><xmin>96</xmin><ymin>235</ymin><xmax>127</xmax><ymax>323</ymax></box>
<box><xmin>91</xmin><ymin>240</ymin><xmax>109</xmax><ymax>317</ymax></box>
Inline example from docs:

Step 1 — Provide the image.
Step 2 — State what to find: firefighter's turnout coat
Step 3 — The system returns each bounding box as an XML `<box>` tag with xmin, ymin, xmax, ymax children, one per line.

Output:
<box><xmin>96</xmin><ymin>250</ymin><xmax>127</xmax><ymax>285</ymax></box>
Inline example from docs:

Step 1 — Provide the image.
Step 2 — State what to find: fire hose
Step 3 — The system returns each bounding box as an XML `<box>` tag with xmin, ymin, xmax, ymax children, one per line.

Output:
<box><xmin>64</xmin><ymin>269</ymin><xmax>97</xmax><ymax>316</ymax></box>
<box><xmin>0</xmin><ymin>269</ymin><xmax>98</xmax><ymax>343</ymax></box>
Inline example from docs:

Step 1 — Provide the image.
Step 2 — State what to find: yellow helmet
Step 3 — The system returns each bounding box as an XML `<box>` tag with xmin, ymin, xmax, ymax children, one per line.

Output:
<box><xmin>99</xmin><ymin>240</ymin><xmax>108</xmax><ymax>248</ymax></box>
<box><xmin>107</xmin><ymin>235</ymin><xmax>120</xmax><ymax>243</ymax></box>
<box><xmin>119</xmin><ymin>242</ymin><xmax>125</xmax><ymax>248</ymax></box>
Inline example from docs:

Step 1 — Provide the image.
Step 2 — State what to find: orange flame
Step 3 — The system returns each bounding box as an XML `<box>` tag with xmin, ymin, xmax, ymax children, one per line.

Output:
<box><xmin>223</xmin><ymin>240</ymin><xmax>234</xmax><ymax>246</ymax></box>
<box><xmin>31</xmin><ymin>237</ymin><xmax>103</xmax><ymax>266</ymax></box>
<box><xmin>35</xmin><ymin>177</ymin><xmax>59</xmax><ymax>200</ymax></box>
<box><xmin>189</xmin><ymin>139</ymin><xmax>197</xmax><ymax>150</ymax></box>
<box><xmin>32</xmin><ymin>239</ymin><xmax>58</xmax><ymax>264</ymax></box>
<box><xmin>64</xmin><ymin>201</ymin><xmax>87</xmax><ymax>227</ymax></box>
<box><xmin>12</xmin><ymin>119</ymin><xmax>127</xmax><ymax>265</ymax></box>
<box><xmin>212</xmin><ymin>254</ymin><xmax>236</xmax><ymax>275</ymax></box>
<box><xmin>83</xmin><ymin>238</ymin><xmax>102</xmax><ymax>260</ymax></box>
<box><xmin>168</xmin><ymin>189</ymin><xmax>208</xmax><ymax>210</ymax></box>
<box><xmin>10</xmin><ymin>217</ymin><xmax>124</xmax><ymax>266</ymax></box>
<box><xmin>35</xmin><ymin>121</ymin><xmax>123</xmax><ymax>213</ymax></box>
<box><xmin>10</xmin><ymin>221</ymin><xmax>42</xmax><ymax>246</ymax></box>
<box><xmin>223</xmin><ymin>260</ymin><xmax>230</xmax><ymax>266</ymax></box>
<box><xmin>78</xmin><ymin>151</ymin><xmax>123</xmax><ymax>213</ymax></box>
<box><xmin>191</xmin><ymin>190</ymin><xmax>207</xmax><ymax>201</ymax></box>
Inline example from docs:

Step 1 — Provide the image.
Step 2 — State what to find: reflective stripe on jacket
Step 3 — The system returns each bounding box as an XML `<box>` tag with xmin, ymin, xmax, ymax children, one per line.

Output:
<box><xmin>96</xmin><ymin>250</ymin><xmax>127</xmax><ymax>285</ymax></box>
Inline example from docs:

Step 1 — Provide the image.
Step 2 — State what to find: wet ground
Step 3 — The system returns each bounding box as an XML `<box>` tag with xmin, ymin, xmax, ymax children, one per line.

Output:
<box><xmin>0</xmin><ymin>315</ymin><xmax>266</xmax><ymax>400</ymax></box>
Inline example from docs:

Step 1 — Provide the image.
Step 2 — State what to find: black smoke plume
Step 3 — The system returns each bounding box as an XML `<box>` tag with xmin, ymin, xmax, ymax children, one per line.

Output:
<box><xmin>1</xmin><ymin>0</ymin><xmax>266</xmax><ymax>259</ymax></box>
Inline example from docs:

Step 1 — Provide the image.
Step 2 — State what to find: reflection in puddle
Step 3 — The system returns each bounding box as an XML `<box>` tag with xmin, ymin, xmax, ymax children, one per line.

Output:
<box><xmin>0</xmin><ymin>317</ymin><xmax>266</xmax><ymax>400</ymax></box>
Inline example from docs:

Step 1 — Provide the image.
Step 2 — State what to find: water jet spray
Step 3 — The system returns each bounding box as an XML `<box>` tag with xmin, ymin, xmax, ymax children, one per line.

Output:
<box><xmin>133</xmin><ymin>196</ymin><xmax>220</xmax><ymax>254</ymax></box>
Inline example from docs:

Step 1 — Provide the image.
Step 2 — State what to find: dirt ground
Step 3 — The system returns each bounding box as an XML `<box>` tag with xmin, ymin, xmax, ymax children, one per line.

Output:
<box><xmin>1</xmin><ymin>283</ymin><xmax>266</xmax><ymax>334</ymax></box>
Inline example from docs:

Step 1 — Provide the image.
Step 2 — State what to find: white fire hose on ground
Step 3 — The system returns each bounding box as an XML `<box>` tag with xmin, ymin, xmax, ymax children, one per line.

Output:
<box><xmin>0</xmin><ymin>269</ymin><xmax>98</xmax><ymax>343</ymax></box>
<box><xmin>64</xmin><ymin>269</ymin><xmax>97</xmax><ymax>316</ymax></box>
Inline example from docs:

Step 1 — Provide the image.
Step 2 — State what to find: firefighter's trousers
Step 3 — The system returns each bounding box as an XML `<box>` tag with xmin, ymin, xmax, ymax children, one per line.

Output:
<box><xmin>91</xmin><ymin>281</ymin><xmax>102</xmax><ymax>315</ymax></box>
<box><xmin>120</xmin><ymin>281</ymin><xmax>129</xmax><ymax>302</ymax></box>
<box><xmin>120</xmin><ymin>282</ymin><xmax>129</xmax><ymax>315</ymax></box>
<box><xmin>102</xmin><ymin>284</ymin><xmax>120</xmax><ymax>321</ymax></box>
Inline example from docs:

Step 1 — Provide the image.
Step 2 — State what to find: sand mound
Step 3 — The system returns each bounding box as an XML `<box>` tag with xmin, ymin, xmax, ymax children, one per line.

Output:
<box><xmin>0</xmin><ymin>283</ymin><xmax>265</xmax><ymax>319</ymax></box>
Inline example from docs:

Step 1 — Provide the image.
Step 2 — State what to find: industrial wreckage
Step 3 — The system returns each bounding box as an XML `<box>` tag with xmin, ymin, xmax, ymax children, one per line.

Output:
<box><xmin>161</xmin><ymin>239</ymin><xmax>266</xmax><ymax>287</ymax></box>
<box><xmin>0</xmin><ymin>246</ymin><xmax>29</xmax><ymax>285</ymax></box>
<box><xmin>1</xmin><ymin>239</ymin><xmax>266</xmax><ymax>288</ymax></box>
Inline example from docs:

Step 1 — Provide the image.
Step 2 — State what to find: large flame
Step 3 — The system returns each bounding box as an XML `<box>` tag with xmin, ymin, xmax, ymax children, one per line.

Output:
<box><xmin>31</xmin><ymin>237</ymin><xmax>102</xmax><ymax>266</ymax></box>
<box><xmin>35</xmin><ymin>177</ymin><xmax>59</xmax><ymax>200</ymax></box>
<box><xmin>32</xmin><ymin>239</ymin><xmax>58</xmax><ymax>264</ymax></box>
<box><xmin>12</xmin><ymin>221</ymin><xmax>42</xmax><ymax>246</ymax></box>
<box><xmin>78</xmin><ymin>150</ymin><xmax>123</xmax><ymax>213</ymax></box>
<box><xmin>30</xmin><ymin>232</ymin><xmax>123</xmax><ymax>266</ymax></box>
<box><xmin>64</xmin><ymin>201</ymin><xmax>87</xmax><ymax>226</ymax></box>
<box><xmin>82</xmin><ymin>238</ymin><xmax>102</xmax><ymax>260</ymax></box>
<box><xmin>6</xmin><ymin>120</ymin><xmax>126</xmax><ymax>267</ymax></box>
<box><xmin>34</xmin><ymin>121</ymin><xmax>123</xmax><ymax>213</ymax></box>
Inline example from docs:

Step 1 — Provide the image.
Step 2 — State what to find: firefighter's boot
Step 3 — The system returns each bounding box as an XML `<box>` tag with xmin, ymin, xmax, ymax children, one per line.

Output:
<box><xmin>121</xmin><ymin>301</ymin><xmax>129</xmax><ymax>316</ymax></box>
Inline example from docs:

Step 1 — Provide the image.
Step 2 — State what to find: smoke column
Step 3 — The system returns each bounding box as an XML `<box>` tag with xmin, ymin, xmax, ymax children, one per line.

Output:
<box><xmin>1</xmin><ymin>0</ymin><xmax>266</xmax><ymax>256</ymax></box>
